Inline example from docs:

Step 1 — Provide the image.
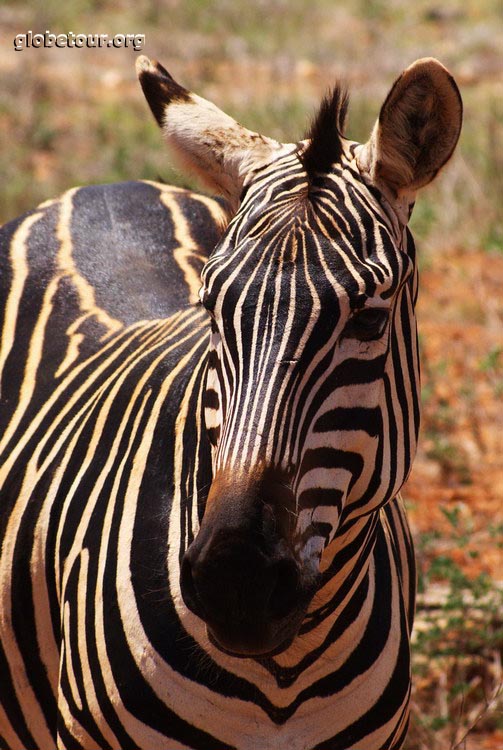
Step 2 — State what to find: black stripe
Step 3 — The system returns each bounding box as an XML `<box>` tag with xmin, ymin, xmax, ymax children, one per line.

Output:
<box><xmin>314</xmin><ymin>406</ymin><xmax>381</xmax><ymax>435</ymax></box>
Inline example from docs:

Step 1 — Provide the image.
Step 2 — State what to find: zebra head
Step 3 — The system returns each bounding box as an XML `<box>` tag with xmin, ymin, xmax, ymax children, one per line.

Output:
<box><xmin>138</xmin><ymin>57</ymin><xmax>462</xmax><ymax>657</ymax></box>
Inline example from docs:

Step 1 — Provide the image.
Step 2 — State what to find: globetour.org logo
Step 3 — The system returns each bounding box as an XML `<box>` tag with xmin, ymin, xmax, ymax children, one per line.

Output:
<box><xmin>13</xmin><ymin>31</ymin><xmax>145</xmax><ymax>52</ymax></box>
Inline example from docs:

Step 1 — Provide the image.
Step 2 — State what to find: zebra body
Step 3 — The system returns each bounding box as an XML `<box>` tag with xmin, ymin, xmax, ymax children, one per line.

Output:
<box><xmin>0</xmin><ymin>58</ymin><xmax>461</xmax><ymax>749</ymax></box>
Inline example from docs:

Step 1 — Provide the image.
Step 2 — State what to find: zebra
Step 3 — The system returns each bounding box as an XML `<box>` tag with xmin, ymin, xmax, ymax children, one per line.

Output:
<box><xmin>0</xmin><ymin>56</ymin><xmax>462</xmax><ymax>750</ymax></box>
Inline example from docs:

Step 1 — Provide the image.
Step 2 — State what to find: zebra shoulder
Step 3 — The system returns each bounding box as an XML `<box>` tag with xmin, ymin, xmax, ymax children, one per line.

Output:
<box><xmin>1</xmin><ymin>180</ymin><xmax>228</xmax><ymax>326</ymax></box>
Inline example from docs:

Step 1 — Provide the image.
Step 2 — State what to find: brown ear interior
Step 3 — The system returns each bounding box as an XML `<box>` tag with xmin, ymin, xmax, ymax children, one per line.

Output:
<box><xmin>374</xmin><ymin>58</ymin><xmax>462</xmax><ymax>193</ymax></box>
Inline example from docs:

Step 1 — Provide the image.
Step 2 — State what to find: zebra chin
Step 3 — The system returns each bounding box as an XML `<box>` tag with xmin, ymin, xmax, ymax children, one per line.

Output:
<box><xmin>181</xmin><ymin>555</ymin><xmax>314</xmax><ymax>658</ymax></box>
<box><xmin>206</xmin><ymin>622</ymin><xmax>298</xmax><ymax>659</ymax></box>
<box><xmin>179</xmin><ymin>470</ymin><xmax>320</xmax><ymax>657</ymax></box>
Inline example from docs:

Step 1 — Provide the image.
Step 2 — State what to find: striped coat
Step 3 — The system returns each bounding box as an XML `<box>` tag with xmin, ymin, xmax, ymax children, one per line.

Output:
<box><xmin>0</xmin><ymin>57</ymin><xmax>461</xmax><ymax>749</ymax></box>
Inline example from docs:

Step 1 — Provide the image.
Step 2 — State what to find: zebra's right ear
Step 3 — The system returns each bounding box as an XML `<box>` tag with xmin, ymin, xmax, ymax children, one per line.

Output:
<box><xmin>136</xmin><ymin>56</ymin><xmax>282</xmax><ymax>208</ymax></box>
<box><xmin>357</xmin><ymin>58</ymin><xmax>462</xmax><ymax>203</ymax></box>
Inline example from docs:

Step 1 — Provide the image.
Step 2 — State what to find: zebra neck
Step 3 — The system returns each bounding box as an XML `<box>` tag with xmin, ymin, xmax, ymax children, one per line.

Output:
<box><xmin>253</xmin><ymin>512</ymin><xmax>386</xmax><ymax>691</ymax></box>
<box><xmin>303</xmin><ymin>511</ymin><xmax>380</xmax><ymax>629</ymax></box>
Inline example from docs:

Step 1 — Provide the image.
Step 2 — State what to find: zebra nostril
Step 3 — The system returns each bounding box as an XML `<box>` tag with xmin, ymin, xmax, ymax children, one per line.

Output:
<box><xmin>180</xmin><ymin>554</ymin><xmax>204</xmax><ymax>618</ymax></box>
<box><xmin>267</xmin><ymin>557</ymin><xmax>300</xmax><ymax>620</ymax></box>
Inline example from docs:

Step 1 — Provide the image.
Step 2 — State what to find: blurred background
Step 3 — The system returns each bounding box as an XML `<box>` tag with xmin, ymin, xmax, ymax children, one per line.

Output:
<box><xmin>0</xmin><ymin>1</ymin><xmax>502</xmax><ymax>747</ymax></box>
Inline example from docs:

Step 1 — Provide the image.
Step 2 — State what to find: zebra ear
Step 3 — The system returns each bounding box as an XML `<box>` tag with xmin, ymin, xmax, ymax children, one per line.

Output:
<box><xmin>136</xmin><ymin>56</ymin><xmax>282</xmax><ymax>207</ymax></box>
<box><xmin>357</xmin><ymin>58</ymin><xmax>462</xmax><ymax>199</ymax></box>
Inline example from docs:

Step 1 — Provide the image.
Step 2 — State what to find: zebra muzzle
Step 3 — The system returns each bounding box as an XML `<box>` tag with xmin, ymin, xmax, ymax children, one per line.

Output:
<box><xmin>179</xmin><ymin>474</ymin><xmax>315</xmax><ymax>657</ymax></box>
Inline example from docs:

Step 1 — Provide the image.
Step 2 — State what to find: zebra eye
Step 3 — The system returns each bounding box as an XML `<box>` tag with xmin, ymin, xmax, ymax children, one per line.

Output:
<box><xmin>344</xmin><ymin>308</ymin><xmax>389</xmax><ymax>342</ymax></box>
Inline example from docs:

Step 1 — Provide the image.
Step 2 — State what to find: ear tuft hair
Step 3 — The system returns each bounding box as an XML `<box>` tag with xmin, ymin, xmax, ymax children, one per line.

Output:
<box><xmin>136</xmin><ymin>56</ymin><xmax>191</xmax><ymax>127</ymax></box>
<box><xmin>301</xmin><ymin>85</ymin><xmax>349</xmax><ymax>180</ymax></box>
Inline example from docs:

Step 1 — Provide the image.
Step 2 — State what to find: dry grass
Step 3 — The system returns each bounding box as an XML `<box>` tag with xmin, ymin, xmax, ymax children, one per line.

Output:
<box><xmin>0</xmin><ymin>1</ymin><xmax>502</xmax><ymax>746</ymax></box>
<box><xmin>1</xmin><ymin>0</ymin><xmax>501</xmax><ymax>247</ymax></box>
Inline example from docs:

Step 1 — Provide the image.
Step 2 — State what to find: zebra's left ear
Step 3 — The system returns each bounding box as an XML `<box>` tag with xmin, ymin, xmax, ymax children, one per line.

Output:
<box><xmin>357</xmin><ymin>58</ymin><xmax>462</xmax><ymax>203</ymax></box>
<box><xmin>136</xmin><ymin>56</ymin><xmax>282</xmax><ymax>208</ymax></box>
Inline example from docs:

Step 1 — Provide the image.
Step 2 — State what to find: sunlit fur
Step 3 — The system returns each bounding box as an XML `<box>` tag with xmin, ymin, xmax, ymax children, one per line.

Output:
<box><xmin>0</xmin><ymin>57</ymin><xmax>461</xmax><ymax>750</ymax></box>
<box><xmin>0</xmin><ymin>176</ymin><xmax>415</xmax><ymax>750</ymax></box>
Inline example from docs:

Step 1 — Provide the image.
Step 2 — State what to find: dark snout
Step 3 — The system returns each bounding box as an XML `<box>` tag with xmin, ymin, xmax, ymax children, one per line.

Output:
<box><xmin>180</xmin><ymin>474</ymin><xmax>317</xmax><ymax>657</ymax></box>
<box><xmin>181</xmin><ymin>531</ymin><xmax>301</xmax><ymax>655</ymax></box>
